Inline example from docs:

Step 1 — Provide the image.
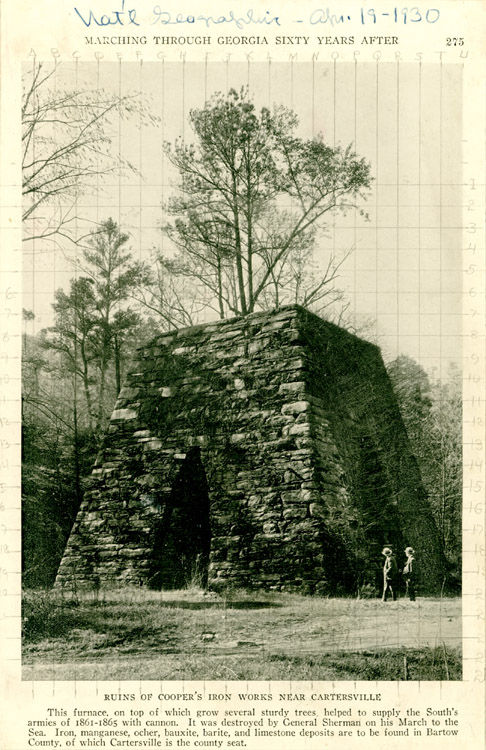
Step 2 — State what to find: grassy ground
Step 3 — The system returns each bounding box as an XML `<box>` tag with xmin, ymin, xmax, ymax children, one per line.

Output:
<box><xmin>22</xmin><ymin>587</ymin><xmax>462</xmax><ymax>681</ymax></box>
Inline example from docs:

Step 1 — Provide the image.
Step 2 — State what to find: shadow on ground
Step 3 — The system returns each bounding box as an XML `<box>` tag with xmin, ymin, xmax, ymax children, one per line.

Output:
<box><xmin>155</xmin><ymin>599</ymin><xmax>282</xmax><ymax>610</ymax></box>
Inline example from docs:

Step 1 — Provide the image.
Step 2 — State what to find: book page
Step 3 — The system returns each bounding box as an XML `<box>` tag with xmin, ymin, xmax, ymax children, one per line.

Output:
<box><xmin>0</xmin><ymin>2</ymin><xmax>484</xmax><ymax>749</ymax></box>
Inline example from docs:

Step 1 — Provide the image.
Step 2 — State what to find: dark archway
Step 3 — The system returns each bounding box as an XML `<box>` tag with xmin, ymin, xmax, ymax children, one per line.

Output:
<box><xmin>149</xmin><ymin>447</ymin><xmax>211</xmax><ymax>589</ymax></box>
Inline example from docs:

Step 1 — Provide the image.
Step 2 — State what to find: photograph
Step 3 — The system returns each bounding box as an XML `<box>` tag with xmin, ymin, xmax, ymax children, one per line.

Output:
<box><xmin>21</xmin><ymin>58</ymin><xmax>463</xmax><ymax>682</ymax></box>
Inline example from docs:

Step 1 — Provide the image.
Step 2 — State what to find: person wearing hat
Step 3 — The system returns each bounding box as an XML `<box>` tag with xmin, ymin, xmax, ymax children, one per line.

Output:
<box><xmin>381</xmin><ymin>547</ymin><xmax>398</xmax><ymax>601</ymax></box>
<box><xmin>402</xmin><ymin>546</ymin><xmax>417</xmax><ymax>601</ymax></box>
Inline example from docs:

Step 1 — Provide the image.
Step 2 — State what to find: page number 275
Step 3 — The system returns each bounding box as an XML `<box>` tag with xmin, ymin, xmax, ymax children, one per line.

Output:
<box><xmin>446</xmin><ymin>37</ymin><xmax>464</xmax><ymax>45</ymax></box>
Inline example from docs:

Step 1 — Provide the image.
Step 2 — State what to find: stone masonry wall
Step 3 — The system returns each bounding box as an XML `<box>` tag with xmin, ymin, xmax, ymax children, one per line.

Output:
<box><xmin>55</xmin><ymin>305</ymin><xmax>446</xmax><ymax>594</ymax></box>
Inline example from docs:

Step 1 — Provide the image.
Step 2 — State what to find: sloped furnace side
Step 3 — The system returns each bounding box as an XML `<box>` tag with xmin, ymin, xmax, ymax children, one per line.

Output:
<box><xmin>55</xmin><ymin>306</ymin><xmax>446</xmax><ymax>594</ymax></box>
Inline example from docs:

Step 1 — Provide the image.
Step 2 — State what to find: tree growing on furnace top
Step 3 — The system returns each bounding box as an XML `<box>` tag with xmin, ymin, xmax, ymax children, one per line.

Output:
<box><xmin>163</xmin><ymin>88</ymin><xmax>372</xmax><ymax>319</ymax></box>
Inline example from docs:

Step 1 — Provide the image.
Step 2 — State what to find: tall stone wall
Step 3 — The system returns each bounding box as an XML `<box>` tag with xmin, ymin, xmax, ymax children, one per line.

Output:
<box><xmin>55</xmin><ymin>305</ymin><xmax>446</xmax><ymax>594</ymax></box>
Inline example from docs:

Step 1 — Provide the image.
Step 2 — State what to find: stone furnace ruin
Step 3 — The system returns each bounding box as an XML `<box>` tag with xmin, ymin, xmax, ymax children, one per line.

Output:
<box><xmin>56</xmin><ymin>305</ymin><xmax>445</xmax><ymax>594</ymax></box>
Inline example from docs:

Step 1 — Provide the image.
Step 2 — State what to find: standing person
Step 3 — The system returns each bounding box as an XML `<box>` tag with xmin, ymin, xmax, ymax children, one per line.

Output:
<box><xmin>381</xmin><ymin>547</ymin><xmax>398</xmax><ymax>601</ymax></box>
<box><xmin>402</xmin><ymin>546</ymin><xmax>417</xmax><ymax>601</ymax></box>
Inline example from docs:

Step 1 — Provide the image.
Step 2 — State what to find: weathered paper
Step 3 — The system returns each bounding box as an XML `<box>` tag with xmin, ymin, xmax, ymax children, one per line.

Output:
<box><xmin>0</xmin><ymin>1</ymin><xmax>484</xmax><ymax>748</ymax></box>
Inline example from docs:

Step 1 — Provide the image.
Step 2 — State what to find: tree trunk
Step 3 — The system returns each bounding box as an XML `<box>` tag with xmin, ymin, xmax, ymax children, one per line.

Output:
<box><xmin>97</xmin><ymin>337</ymin><xmax>109</xmax><ymax>436</ymax></box>
<box><xmin>216</xmin><ymin>257</ymin><xmax>225</xmax><ymax>319</ymax></box>
<box><xmin>231</xmin><ymin>175</ymin><xmax>247</xmax><ymax>316</ymax></box>
<box><xmin>114</xmin><ymin>334</ymin><xmax>121</xmax><ymax>395</ymax></box>
<box><xmin>72</xmin><ymin>392</ymin><xmax>82</xmax><ymax>510</ymax></box>
<box><xmin>80</xmin><ymin>343</ymin><xmax>94</xmax><ymax>434</ymax></box>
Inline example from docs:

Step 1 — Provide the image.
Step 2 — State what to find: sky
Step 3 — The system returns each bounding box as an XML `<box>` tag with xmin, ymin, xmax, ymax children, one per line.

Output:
<box><xmin>22</xmin><ymin>59</ymin><xmax>463</xmax><ymax>377</ymax></box>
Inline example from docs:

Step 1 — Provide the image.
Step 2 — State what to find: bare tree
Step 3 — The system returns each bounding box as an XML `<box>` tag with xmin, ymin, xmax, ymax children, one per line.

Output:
<box><xmin>22</xmin><ymin>60</ymin><xmax>158</xmax><ymax>248</ymax></box>
<box><xmin>133</xmin><ymin>252</ymin><xmax>209</xmax><ymax>331</ymax></box>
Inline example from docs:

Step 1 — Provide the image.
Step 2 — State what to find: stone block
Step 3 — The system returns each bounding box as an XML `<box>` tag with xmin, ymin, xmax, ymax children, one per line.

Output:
<box><xmin>281</xmin><ymin>401</ymin><xmax>310</xmax><ymax>415</ymax></box>
<box><xmin>283</xmin><ymin>506</ymin><xmax>308</xmax><ymax>520</ymax></box>
<box><xmin>287</xmin><ymin>422</ymin><xmax>311</xmax><ymax>436</ymax></box>
<box><xmin>134</xmin><ymin>430</ymin><xmax>151</xmax><ymax>438</ymax></box>
<box><xmin>278</xmin><ymin>381</ymin><xmax>306</xmax><ymax>394</ymax></box>
<box><xmin>110</xmin><ymin>408</ymin><xmax>137</xmax><ymax>421</ymax></box>
<box><xmin>281</xmin><ymin>490</ymin><xmax>305</xmax><ymax>504</ymax></box>
<box><xmin>260</xmin><ymin>319</ymin><xmax>289</xmax><ymax>332</ymax></box>
<box><xmin>262</xmin><ymin>521</ymin><xmax>279</xmax><ymax>534</ymax></box>
<box><xmin>309</xmin><ymin>503</ymin><xmax>327</xmax><ymax>519</ymax></box>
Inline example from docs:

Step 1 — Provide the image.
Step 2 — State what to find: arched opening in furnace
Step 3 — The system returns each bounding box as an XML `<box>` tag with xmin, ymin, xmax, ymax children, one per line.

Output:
<box><xmin>149</xmin><ymin>447</ymin><xmax>211</xmax><ymax>589</ymax></box>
